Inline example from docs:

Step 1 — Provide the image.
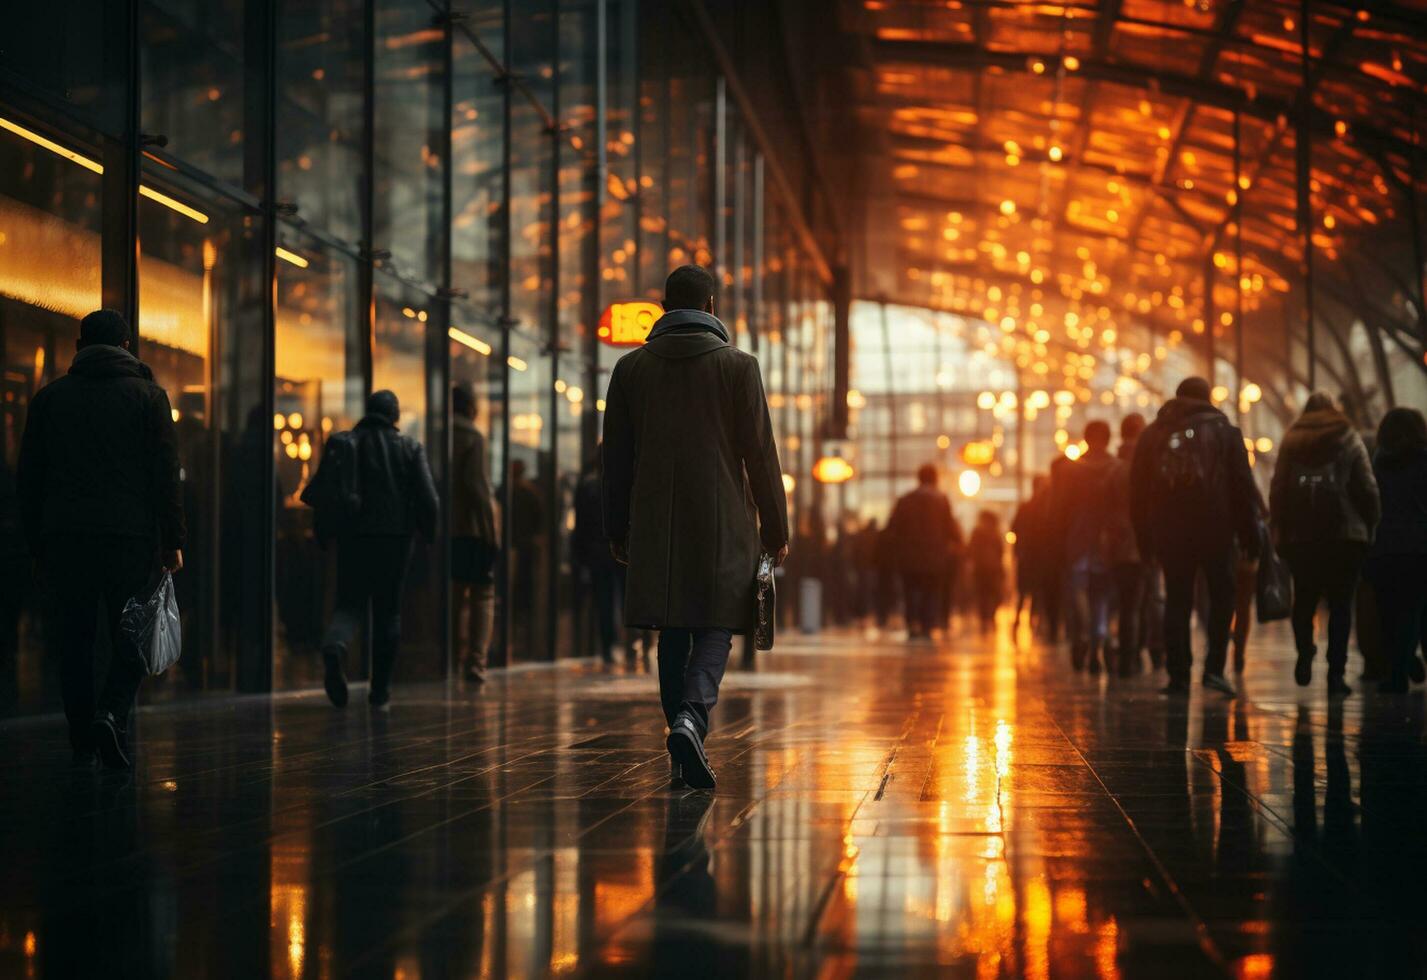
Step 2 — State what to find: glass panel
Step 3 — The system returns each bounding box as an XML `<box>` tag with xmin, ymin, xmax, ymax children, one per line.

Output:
<box><xmin>140</xmin><ymin>0</ymin><xmax>248</xmax><ymax>184</ymax></box>
<box><xmin>509</xmin><ymin>0</ymin><xmax>554</xmax><ymax>108</ymax></box>
<box><xmin>276</xmin><ymin>0</ymin><xmax>366</xmax><ymax>246</ymax></box>
<box><xmin>452</xmin><ymin>34</ymin><xmax>504</xmax><ymax>314</ymax></box>
<box><xmin>504</xmin><ymin>331</ymin><xmax>550</xmax><ymax>662</ymax></box>
<box><xmin>373</xmin><ymin>0</ymin><xmax>445</xmax><ymax>284</ymax></box>
<box><xmin>0</xmin><ymin>120</ymin><xmax>103</xmax><ymax>713</ymax></box>
<box><xmin>509</xmin><ymin>99</ymin><xmax>551</xmax><ymax>334</ymax></box>
<box><xmin>272</xmin><ymin>231</ymin><xmax>362</xmax><ymax>690</ymax></box>
<box><xmin>0</xmin><ymin>2</ymin><xmax>120</xmax><ymax>131</ymax></box>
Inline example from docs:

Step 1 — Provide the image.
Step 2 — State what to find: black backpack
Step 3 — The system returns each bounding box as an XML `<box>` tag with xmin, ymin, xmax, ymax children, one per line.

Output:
<box><xmin>300</xmin><ymin>431</ymin><xmax>364</xmax><ymax>542</ymax></box>
<box><xmin>1284</xmin><ymin>457</ymin><xmax>1346</xmax><ymax>533</ymax></box>
<box><xmin>1155</xmin><ymin>423</ymin><xmax>1212</xmax><ymax>498</ymax></box>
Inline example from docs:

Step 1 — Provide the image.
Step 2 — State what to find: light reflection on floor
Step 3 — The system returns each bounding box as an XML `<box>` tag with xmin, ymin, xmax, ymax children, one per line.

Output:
<box><xmin>2</xmin><ymin>615</ymin><xmax>1426</xmax><ymax>977</ymax></box>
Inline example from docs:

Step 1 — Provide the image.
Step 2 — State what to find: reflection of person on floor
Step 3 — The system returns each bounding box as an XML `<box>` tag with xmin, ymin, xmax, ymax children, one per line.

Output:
<box><xmin>17</xmin><ymin>310</ymin><xmax>185</xmax><ymax>769</ymax></box>
<box><xmin>304</xmin><ymin>390</ymin><xmax>438</xmax><ymax>710</ymax></box>
<box><xmin>603</xmin><ymin>265</ymin><xmax>789</xmax><ymax>791</ymax></box>
<box><xmin>451</xmin><ymin>384</ymin><xmax>498</xmax><ymax>684</ymax></box>
<box><xmin>651</xmin><ymin>793</ymin><xmax>726</xmax><ymax>978</ymax></box>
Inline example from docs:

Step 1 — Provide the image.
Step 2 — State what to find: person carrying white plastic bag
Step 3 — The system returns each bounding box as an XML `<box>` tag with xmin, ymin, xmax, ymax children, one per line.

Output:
<box><xmin>121</xmin><ymin>571</ymin><xmax>182</xmax><ymax>676</ymax></box>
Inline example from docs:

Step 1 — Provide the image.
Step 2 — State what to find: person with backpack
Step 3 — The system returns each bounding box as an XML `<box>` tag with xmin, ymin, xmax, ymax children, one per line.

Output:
<box><xmin>1056</xmin><ymin>421</ymin><xmax>1122</xmax><ymax>673</ymax></box>
<box><xmin>1269</xmin><ymin>392</ymin><xmax>1380</xmax><ymax>696</ymax></box>
<box><xmin>1130</xmin><ymin>377</ymin><xmax>1260</xmax><ymax>697</ymax></box>
<box><xmin>301</xmin><ymin>390</ymin><xmax>439</xmax><ymax>709</ymax></box>
<box><xmin>1363</xmin><ymin>408</ymin><xmax>1427</xmax><ymax>693</ymax></box>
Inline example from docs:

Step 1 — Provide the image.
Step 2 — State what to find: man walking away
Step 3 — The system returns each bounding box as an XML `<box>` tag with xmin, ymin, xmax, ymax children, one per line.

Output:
<box><xmin>305</xmin><ymin>390</ymin><xmax>438</xmax><ymax>709</ymax></box>
<box><xmin>1364</xmin><ymin>408</ymin><xmax>1427</xmax><ymax>692</ymax></box>
<box><xmin>1130</xmin><ymin>377</ymin><xmax>1259</xmax><ymax>698</ymax></box>
<box><xmin>886</xmin><ymin>464</ymin><xmax>957</xmax><ymax>641</ymax></box>
<box><xmin>1057</xmin><ymin>421</ymin><xmax>1120</xmax><ymax>673</ymax></box>
<box><xmin>603</xmin><ymin>265</ymin><xmax>789</xmax><ymax>791</ymax></box>
<box><xmin>17</xmin><ymin>310</ymin><xmax>185</xmax><ymax>769</ymax></box>
<box><xmin>1270</xmin><ymin>391</ymin><xmax>1380</xmax><ymax>697</ymax></box>
<box><xmin>451</xmin><ymin>384</ymin><xmax>498</xmax><ymax>684</ymax></box>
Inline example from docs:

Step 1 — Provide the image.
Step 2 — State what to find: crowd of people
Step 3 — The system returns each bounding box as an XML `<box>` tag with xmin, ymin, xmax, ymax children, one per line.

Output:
<box><xmin>1011</xmin><ymin>376</ymin><xmax>1427</xmax><ymax>697</ymax></box>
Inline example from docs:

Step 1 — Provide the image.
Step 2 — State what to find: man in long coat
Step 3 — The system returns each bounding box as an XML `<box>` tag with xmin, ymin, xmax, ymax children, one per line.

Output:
<box><xmin>602</xmin><ymin>265</ymin><xmax>789</xmax><ymax>790</ymax></box>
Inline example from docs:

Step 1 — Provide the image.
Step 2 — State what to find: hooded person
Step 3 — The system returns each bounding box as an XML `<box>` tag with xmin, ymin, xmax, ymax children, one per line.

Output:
<box><xmin>602</xmin><ymin>265</ymin><xmax>789</xmax><ymax>790</ymax></box>
<box><xmin>1269</xmin><ymin>391</ymin><xmax>1380</xmax><ymax>695</ymax></box>
<box><xmin>17</xmin><ymin>309</ymin><xmax>185</xmax><ymax>769</ymax></box>
<box><xmin>304</xmin><ymin>389</ymin><xmax>438</xmax><ymax>710</ymax></box>
<box><xmin>1363</xmin><ymin>407</ymin><xmax>1427</xmax><ymax>692</ymax></box>
<box><xmin>1129</xmin><ymin>377</ymin><xmax>1260</xmax><ymax>697</ymax></box>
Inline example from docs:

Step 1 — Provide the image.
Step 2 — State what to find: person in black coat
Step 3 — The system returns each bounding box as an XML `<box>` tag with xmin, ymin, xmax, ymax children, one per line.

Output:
<box><xmin>1364</xmin><ymin>408</ymin><xmax>1427</xmax><ymax>693</ymax></box>
<box><xmin>1129</xmin><ymin>376</ymin><xmax>1260</xmax><ymax>698</ymax></box>
<box><xmin>885</xmin><ymin>464</ymin><xmax>957</xmax><ymax>641</ymax></box>
<box><xmin>17</xmin><ymin>310</ymin><xmax>185</xmax><ymax>768</ymax></box>
<box><xmin>602</xmin><ymin>265</ymin><xmax>789</xmax><ymax>790</ymax></box>
<box><xmin>1269</xmin><ymin>391</ymin><xmax>1381</xmax><ymax>695</ymax></box>
<box><xmin>304</xmin><ymin>389</ymin><xmax>438</xmax><ymax>709</ymax></box>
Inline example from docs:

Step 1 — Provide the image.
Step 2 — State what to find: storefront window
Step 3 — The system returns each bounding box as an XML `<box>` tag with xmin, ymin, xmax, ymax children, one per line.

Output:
<box><xmin>505</xmin><ymin>329</ymin><xmax>549</xmax><ymax>662</ymax></box>
<box><xmin>452</xmin><ymin>34</ymin><xmax>504</xmax><ymax>315</ymax></box>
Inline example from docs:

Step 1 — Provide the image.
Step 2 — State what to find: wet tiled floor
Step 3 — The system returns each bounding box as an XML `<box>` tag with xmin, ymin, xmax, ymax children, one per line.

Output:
<box><xmin>3</xmin><ymin>620</ymin><xmax>1427</xmax><ymax>978</ymax></box>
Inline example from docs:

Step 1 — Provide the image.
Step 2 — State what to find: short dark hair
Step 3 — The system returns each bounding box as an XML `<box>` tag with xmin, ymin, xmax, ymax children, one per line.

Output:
<box><xmin>1377</xmin><ymin>407</ymin><xmax>1427</xmax><ymax>456</ymax></box>
<box><xmin>1120</xmin><ymin>413</ymin><xmax>1146</xmax><ymax>441</ymax></box>
<box><xmin>79</xmin><ymin>309</ymin><xmax>130</xmax><ymax>348</ymax></box>
<box><xmin>663</xmin><ymin>265</ymin><xmax>716</xmax><ymax>311</ymax></box>
<box><xmin>916</xmin><ymin>463</ymin><xmax>937</xmax><ymax>486</ymax></box>
<box><xmin>1175</xmin><ymin>376</ymin><xmax>1211</xmax><ymax>401</ymax></box>
<box><xmin>452</xmin><ymin>384</ymin><xmax>476</xmax><ymax>418</ymax></box>
<box><xmin>367</xmin><ymin>389</ymin><xmax>400</xmax><ymax>423</ymax></box>
<box><xmin>1084</xmin><ymin>420</ymin><xmax>1111</xmax><ymax>448</ymax></box>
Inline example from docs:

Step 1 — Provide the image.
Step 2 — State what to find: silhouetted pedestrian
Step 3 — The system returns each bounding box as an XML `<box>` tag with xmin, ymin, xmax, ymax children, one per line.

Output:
<box><xmin>1270</xmin><ymin>391</ymin><xmax>1380</xmax><ymax>697</ymax></box>
<box><xmin>1011</xmin><ymin>474</ymin><xmax>1051</xmax><ymax>631</ymax></box>
<box><xmin>968</xmin><ymin>510</ymin><xmax>1005</xmax><ymax>631</ymax></box>
<box><xmin>886</xmin><ymin>464</ymin><xmax>957</xmax><ymax>640</ymax></box>
<box><xmin>1130</xmin><ymin>377</ymin><xmax>1259</xmax><ymax>697</ymax></box>
<box><xmin>603</xmin><ymin>265</ymin><xmax>789</xmax><ymax>791</ymax></box>
<box><xmin>17</xmin><ymin>310</ymin><xmax>185</xmax><ymax>768</ymax></box>
<box><xmin>1058</xmin><ymin>421</ymin><xmax>1120</xmax><ymax>673</ymax></box>
<box><xmin>451</xmin><ymin>384</ymin><xmax>498</xmax><ymax>684</ymax></box>
<box><xmin>303</xmin><ymin>390</ymin><xmax>438</xmax><ymax>710</ymax></box>
<box><xmin>1363</xmin><ymin>407</ymin><xmax>1427</xmax><ymax>693</ymax></box>
<box><xmin>1109</xmin><ymin>413</ymin><xmax>1156</xmax><ymax>675</ymax></box>
<box><xmin>574</xmin><ymin>446</ymin><xmax>621</xmax><ymax>663</ymax></box>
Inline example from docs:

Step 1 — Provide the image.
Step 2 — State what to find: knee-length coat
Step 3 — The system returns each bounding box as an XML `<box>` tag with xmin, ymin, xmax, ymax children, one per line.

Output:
<box><xmin>601</xmin><ymin>309</ymin><xmax>789</xmax><ymax>631</ymax></box>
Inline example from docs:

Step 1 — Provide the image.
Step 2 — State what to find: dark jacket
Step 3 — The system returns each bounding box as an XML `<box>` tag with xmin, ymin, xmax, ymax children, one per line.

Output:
<box><xmin>886</xmin><ymin>484</ymin><xmax>957</xmax><ymax>577</ymax></box>
<box><xmin>1269</xmin><ymin>408</ymin><xmax>1380</xmax><ymax>546</ymax></box>
<box><xmin>451</xmin><ymin>417</ymin><xmax>497</xmax><ymax>544</ymax></box>
<box><xmin>1129</xmin><ymin>397</ymin><xmax>1259</xmax><ymax>561</ymax></box>
<box><xmin>17</xmin><ymin>344</ymin><xmax>184</xmax><ymax>555</ymax></box>
<box><xmin>602</xmin><ymin>309</ymin><xmax>788</xmax><ymax>631</ymax></box>
<box><xmin>1103</xmin><ymin>437</ymin><xmax>1142</xmax><ymax>565</ymax></box>
<box><xmin>313</xmin><ymin>415</ymin><xmax>439</xmax><ymax>541</ymax></box>
<box><xmin>1056</xmin><ymin>446</ymin><xmax>1122</xmax><ymax>564</ymax></box>
<box><xmin>1366</xmin><ymin>446</ymin><xmax>1427</xmax><ymax>560</ymax></box>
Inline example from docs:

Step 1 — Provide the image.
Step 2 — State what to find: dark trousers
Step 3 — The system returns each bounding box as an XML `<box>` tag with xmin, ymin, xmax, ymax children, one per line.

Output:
<box><xmin>902</xmin><ymin>571</ymin><xmax>940</xmax><ymax>636</ymax></box>
<box><xmin>589</xmin><ymin>564</ymin><xmax>622</xmax><ymax>659</ymax></box>
<box><xmin>1113</xmin><ymin>562</ymin><xmax>1148</xmax><ymax>664</ymax></box>
<box><xmin>657</xmin><ymin>628</ymin><xmax>733</xmax><ymax>737</ymax></box>
<box><xmin>1285</xmin><ymin>542</ymin><xmax>1366</xmax><ymax>676</ymax></box>
<box><xmin>43</xmin><ymin>535</ymin><xmax>156</xmax><ymax>750</ymax></box>
<box><xmin>1369</xmin><ymin>557</ymin><xmax>1427</xmax><ymax>686</ymax></box>
<box><xmin>322</xmin><ymin>535</ymin><xmax>412</xmax><ymax>696</ymax></box>
<box><xmin>1162</xmin><ymin>547</ymin><xmax>1235</xmax><ymax>684</ymax></box>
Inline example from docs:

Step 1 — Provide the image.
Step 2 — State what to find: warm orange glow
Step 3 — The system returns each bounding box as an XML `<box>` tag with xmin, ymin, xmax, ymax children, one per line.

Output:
<box><xmin>597</xmin><ymin>300</ymin><xmax>662</xmax><ymax>346</ymax></box>
<box><xmin>449</xmin><ymin>327</ymin><xmax>492</xmax><ymax>356</ymax></box>
<box><xmin>812</xmin><ymin>455</ymin><xmax>855</xmax><ymax>484</ymax></box>
<box><xmin>960</xmin><ymin>439</ymin><xmax>996</xmax><ymax>467</ymax></box>
<box><xmin>957</xmin><ymin>469</ymin><xmax>981</xmax><ymax>496</ymax></box>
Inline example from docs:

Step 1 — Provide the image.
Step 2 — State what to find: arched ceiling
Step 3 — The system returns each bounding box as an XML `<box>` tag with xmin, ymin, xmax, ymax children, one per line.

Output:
<box><xmin>840</xmin><ymin>0</ymin><xmax>1427</xmax><ymax>418</ymax></box>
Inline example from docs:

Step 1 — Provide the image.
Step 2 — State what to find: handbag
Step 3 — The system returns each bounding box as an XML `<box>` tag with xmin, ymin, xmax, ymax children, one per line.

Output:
<box><xmin>119</xmin><ymin>570</ymin><xmax>183</xmax><ymax>675</ymax></box>
<box><xmin>1255</xmin><ymin>522</ymin><xmax>1292</xmax><ymax>623</ymax></box>
<box><xmin>754</xmin><ymin>552</ymin><xmax>777</xmax><ymax>651</ymax></box>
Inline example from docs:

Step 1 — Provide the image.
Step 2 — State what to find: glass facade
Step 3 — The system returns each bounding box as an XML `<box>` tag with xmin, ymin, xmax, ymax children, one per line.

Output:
<box><xmin>0</xmin><ymin>0</ymin><xmax>833</xmax><ymax>713</ymax></box>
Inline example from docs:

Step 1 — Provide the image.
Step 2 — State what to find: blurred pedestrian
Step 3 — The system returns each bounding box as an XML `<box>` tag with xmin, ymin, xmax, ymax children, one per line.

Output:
<box><xmin>968</xmin><ymin>510</ymin><xmax>1006</xmax><ymax>632</ymax></box>
<box><xmin>574</xmin><ymin>445</ymin><xmax>620</xmax><ymax>663</ymax></box>
<box><xmin>1108</xmin><ymin>413</ymin><xmax>1156</xmax><ymax>675</ymax></box>
<box><xmin>886</xmin><ymin>464</ymin><xmax>957</xmax><ymax>641</ymax></box>
<box><xmin>1057</xmin><ymin>421</ymin><xmax>1120</xmax><ymax>673</ymax></box>
<box><xmin>1130</xmin><ymin>377</ymin><xmax>1260</xmax><ymax>697</ymax></box>
<box><xmin>451</xmin><ymin>384</ymin><xmax>498</xmax><ymax>684</ymax></box>
<box><xmin>1362</xmin><ymin>407</ymin><xmax>1427</xmax><ymax>693</ymax></box>
<box><xmin>305</xmin><ymin>390</ymin><xmax>439</xmax><ymax>710</ymax></box>
<box><xmin>1011</xmin><ymin>475</ymin><xmax>1051</xmax><ymax>630</ymax></box>
<box><xmin>17</xmin><ymin>310</ymin><xmax>185</xmax><ymax>768</ymax></box>
<box><xmin>1270</xmin><ymin>391</ymin><xmax>1380</xmax><ymax>697</ymax></box>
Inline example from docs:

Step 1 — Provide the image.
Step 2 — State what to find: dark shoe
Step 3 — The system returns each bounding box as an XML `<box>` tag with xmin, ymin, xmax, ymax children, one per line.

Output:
<box><xmin>669</xmin><ymin>756</ymin><xmax>684</xmax><ymax>787</ymax></box>
<box><xmin>368</xmin><ymin>687</ymin><xmax>390</xmax><ymax>711</ymax></box>
<box><xmin>1379</xmin><ymin>678</ymin><xmax>1410</xmax><ymax>694</ymax></box>
<box><xmin>666</xmin><ymin>713</ymin><xmax>716</xmax><ymax>790</ymax></box>
<box><xmin>463</xmin><ymin>662</ymin><xmax>486</xmax><ymax>685</ymax></box>
<box><xmin>1071</xmin><ymin>643</ymin><xmax>1087</xmax><ymax>672</ymax></box>
<box><xmin>1160</xmin><ymin>680</ymin><xmax>1190</xmax><ymax>697</ymax></box>
<box><xmin>1294</xmin><ymin>651</ymin><xmax>1313</xmax><ymax>688</ymax></box>
<box><xmin>71</xmin><ymin>748</ymin><xmax>96</xmax><ymax>769</ymax></box>
<box><xmin>91</xmin><ymin>712</ymin><xmax>132</xmax><ymax>770</ymax></box>
<box><xmin>1327</xmin><ymin>675</ymin><xmax>1352</xmax><ymax>698</ymax></box>
<box><xmin>323</xmin><ymin>647</ymin><xmax>349</xmax><ymax>708</ymax></box>
<box><xmin>1202</xmin><ymin>673</ymin><xmax>1237</xmax><ymax>697</ymax></box>
<box><xmin>1410</xmin><ymin>658</ymin><xmax>1426</xmax><ymax>685</ymax></box>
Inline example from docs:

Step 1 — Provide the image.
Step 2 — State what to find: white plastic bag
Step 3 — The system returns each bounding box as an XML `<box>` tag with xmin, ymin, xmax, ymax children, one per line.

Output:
<box><xmin>120</xmin><ymin>570</ymin><xmax>182</xmax><ymax>676</ymax></box>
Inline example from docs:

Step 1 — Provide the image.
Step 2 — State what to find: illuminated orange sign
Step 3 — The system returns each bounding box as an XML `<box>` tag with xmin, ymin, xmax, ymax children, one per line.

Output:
<box><xmin>960</xmin><ymin>440</ymin><xmax>996</xmax><ymax>467</ymax></box>
<box><xmin>597</xmin><ymin>301</ymin><xmax>663</xmax><ymax>347</ymax></box>
<box><xmin>812</xmin><ymin>456</ymin><xmax>855</xmax><ymax>484</ymax></box>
